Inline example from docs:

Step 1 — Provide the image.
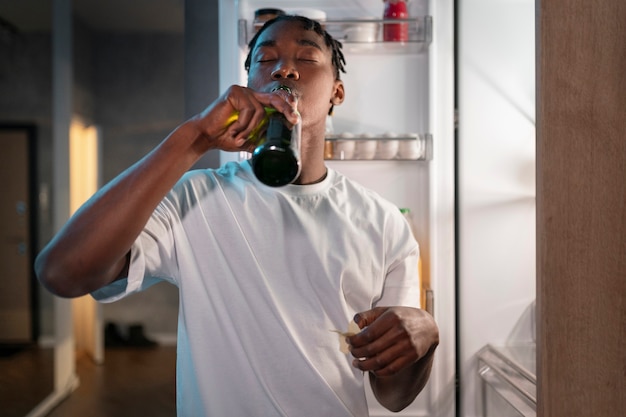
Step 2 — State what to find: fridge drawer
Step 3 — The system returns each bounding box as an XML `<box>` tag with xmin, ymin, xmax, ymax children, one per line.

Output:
<box><xmin>478</xmin><ymin>344</ymin><xmax>536</xmax><ymax>417</ymax></box>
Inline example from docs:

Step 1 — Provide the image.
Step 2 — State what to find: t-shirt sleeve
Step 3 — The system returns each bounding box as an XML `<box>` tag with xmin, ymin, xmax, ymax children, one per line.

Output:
<box><xmin>375</xmin><ymin>209</ymin><xmax>421</xmax><ymax>309</ymax></box>
<box><xmin>91</xmin><ymin>199</ymin><xmax>180</xmax><ymax>303</ymax></box>
<box><xmin>376</xmin><ymin>246</ymin><xmax>421</xmax><ymax>308</ymax></box>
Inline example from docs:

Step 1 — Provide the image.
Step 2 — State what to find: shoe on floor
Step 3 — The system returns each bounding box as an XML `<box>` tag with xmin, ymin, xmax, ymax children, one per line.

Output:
<box><xmin>127</xmin><ymin>324</ymin><xmax>158</xmax><ymax>348</ymax></box>
<box><xmin>104</xmin><ymin>322</ymin><xmax>128</xmax><ymax>347</ymax></box>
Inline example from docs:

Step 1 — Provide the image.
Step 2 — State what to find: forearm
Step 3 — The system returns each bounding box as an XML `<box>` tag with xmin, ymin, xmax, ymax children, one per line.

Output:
<box><xmin>369</xmin><ymin>346</ymin><xmax>436</xmax><ymax>412</ymax></box>
<box><xmin>35</xmin><ymin>121</ymin><xmax>209</xmax><ymax>297</ymax></box>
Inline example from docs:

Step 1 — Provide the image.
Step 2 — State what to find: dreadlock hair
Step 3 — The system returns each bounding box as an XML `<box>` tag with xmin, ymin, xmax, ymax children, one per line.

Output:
<box><xmin>244</xmin><ymin>15</ymin><xmax>347</xmax><ymax>81</ymax></box>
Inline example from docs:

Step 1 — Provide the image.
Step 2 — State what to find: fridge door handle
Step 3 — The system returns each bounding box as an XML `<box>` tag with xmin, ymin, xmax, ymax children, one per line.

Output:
<box><xmin>425</xmin><ymin>288</ymin><xmax>434</xmax><ymax>316</ymax></box>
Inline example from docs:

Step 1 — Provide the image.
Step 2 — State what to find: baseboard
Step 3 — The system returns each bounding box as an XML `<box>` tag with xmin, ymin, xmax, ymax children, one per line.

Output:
<box><xmin>150</xmin><ymin>332</ymin><xmax>177</xmax><ymax>346</ymax></box>
<box><xmin>24</xmin><ymin>372</ymin><xmax>80</xmax><ymax>417</ymax></box>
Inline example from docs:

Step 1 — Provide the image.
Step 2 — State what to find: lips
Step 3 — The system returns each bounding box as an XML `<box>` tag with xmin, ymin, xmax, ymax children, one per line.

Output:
<box><xmin>270</xmin><ymin>83</ymin><xmax>299</xmax><ymax>99</ymax></box>
<box><xmin>272</xmin><ymin>85</ymin><xmax>292</xmax><ymax>94</ymax></box>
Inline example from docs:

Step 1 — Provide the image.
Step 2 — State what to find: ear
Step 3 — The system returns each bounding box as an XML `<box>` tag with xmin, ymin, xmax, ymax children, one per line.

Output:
<box><xmin>331</xmin><ymin>80</ymin><xmax>345</xmax><ymax>106</ymax></box>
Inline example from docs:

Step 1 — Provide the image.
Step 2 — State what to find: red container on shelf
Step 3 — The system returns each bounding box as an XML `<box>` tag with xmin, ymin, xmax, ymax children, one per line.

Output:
<box><xmin>383</xmin><ymin>0</ymin><xmax>409</xmax><ymax>42</ymax></box>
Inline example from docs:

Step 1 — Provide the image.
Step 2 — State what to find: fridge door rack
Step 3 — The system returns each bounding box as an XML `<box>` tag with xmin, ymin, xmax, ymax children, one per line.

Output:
<box><xmin>478</xmin><ymin>344</ymin><xmax>537</xmax><ymax>417</ymax></box>
<box><xmin>238</xmin><ymin>16</ymin><xmax>433</xmax><ymax>53</ymax></box>
<box><xmin>324</xmin><ymin>133</ymin><xmax>432</xmax><ymax>161</ymax></box>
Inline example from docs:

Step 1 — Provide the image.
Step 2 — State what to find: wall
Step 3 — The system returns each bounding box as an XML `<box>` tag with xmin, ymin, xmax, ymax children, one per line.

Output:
<box><xmin>458</xmin><ymin>0</ymin><xmax>536</xmax><ymax>415</ymax></box>
<box><xmin>73</xmin><ymin>19</ymin><xmax>96</xmax><ymax>125</ymax></box>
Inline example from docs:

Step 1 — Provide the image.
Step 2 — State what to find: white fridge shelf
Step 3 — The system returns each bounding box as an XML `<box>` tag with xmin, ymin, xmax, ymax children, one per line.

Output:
<box><xmin>324</xmin><ymin>133</ymin><xmax>432</xmax><ymax>161</ymax></box>
<box><xmin>238</xmin><ymin>16</ymin><xmax>433</xmax><ymax>54</ymax></box>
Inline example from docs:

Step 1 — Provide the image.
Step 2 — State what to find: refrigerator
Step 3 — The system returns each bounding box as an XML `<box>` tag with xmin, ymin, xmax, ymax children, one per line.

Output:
<box><xmin>218</xmin><ymin>1</ymin><xmax>456</xmax><ymax>416</ymax></box>
<box><xmin>457</xmin><ymin>0</ymin><xmax>536</xmax><ymax>416</ymax></box>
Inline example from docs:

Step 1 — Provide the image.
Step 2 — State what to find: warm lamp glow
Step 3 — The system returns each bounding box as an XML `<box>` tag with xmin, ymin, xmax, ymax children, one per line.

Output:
<box><xmin>69</xmin><ymin>119</ymin><xmax>103</xmax><ymax>363</ymax></box>
<box><xmin>70</xmin><ymin>121</ymin><xmax>99</xmax><ymax>214</ymax></box>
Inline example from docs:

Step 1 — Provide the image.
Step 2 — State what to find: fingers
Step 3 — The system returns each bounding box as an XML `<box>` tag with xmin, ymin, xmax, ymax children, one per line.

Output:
<box><xmin>217</xmin><ymin>86</ymin><xmax>298</xmax><ymax>150</ymax></box>
<box><xmin>352</xmin><ymin>345</ymin><xmax>412</xmax><ymax>377</ymax></box>
<box><xmin>353</xmin><ymin>306</ymin><xmax>388</xmax><ymax>328</ymax></box>
<box><xmin>223</xmin><ymin>88</ymin><xmax>267</xmax><ymax>143</ymax></box>
<box><xmin>348</xmin><ymin>324</ymin><xmax>418</xmax><ymax>377</ymax></box>
<box><xmin>347</xmin><ymin>307</ymin><xmax>438</xmax><ymax>377</ymax></box>
<box><xmin>261</xmin><ymin>90</ymin><xmax>300</xmax><ymax>125</ymax></box>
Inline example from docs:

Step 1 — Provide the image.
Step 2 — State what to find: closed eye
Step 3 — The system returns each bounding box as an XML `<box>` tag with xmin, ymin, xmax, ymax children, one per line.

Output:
<box><xmin>253</xmin><ymin>48</ymin><xmax>277</xmax><ymax>63</ymax></box>
<box><xmin>297</xmin><ymin>48</ymin><xmax>323</xmax><ymax>63</ymax></box>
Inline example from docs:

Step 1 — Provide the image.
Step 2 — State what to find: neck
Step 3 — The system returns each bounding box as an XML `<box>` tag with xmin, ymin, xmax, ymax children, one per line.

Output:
<box><xmin>294</xmin><ymin>163</ymin><xmax>327</xmax><ymax>185</ymax></box>
<box><xmin>294</xmin><ymin>125</ymin><xmax>328</xmax><ymax>185</ymax></box>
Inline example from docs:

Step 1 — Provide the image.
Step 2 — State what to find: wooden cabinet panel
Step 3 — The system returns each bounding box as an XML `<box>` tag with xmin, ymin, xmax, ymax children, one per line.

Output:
<box><xmin>537</xmin><ymin>0</ymin><xmax>626</xmax><ymax>416</ymax></box>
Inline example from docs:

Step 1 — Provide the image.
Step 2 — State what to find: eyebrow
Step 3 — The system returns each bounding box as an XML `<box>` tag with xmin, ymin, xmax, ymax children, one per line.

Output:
<box><xmin>256</xmin><ymin>38</ymin><xmax>323</xmax><ymax>51</ymax></box>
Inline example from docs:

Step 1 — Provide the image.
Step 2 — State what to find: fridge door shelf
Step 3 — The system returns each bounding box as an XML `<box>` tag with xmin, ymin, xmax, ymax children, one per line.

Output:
<box><xmin>478</xmin><ymin>344</ymin><xmax>537</xmax><ymax>417</ymax></box>
<box><xmin>239</xmin><ymin>16</ymin><xmax>432</xmax><ymax>54</ymax></box>
<box><xmin>324</xmin><ymin>133</ymin><xmax>432</xmax><ymax>161</ymax></box>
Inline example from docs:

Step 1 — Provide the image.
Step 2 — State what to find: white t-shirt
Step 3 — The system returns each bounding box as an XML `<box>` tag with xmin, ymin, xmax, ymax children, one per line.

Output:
<box><xmin>93</xmin><ymin>160</ymin><xmax>420</xmax><ymax>416</ymax></box>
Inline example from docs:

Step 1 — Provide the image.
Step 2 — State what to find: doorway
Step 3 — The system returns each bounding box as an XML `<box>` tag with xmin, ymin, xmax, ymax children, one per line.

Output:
<box><xmin>0</xmin><ymin>124</ymin><xmax>52</xmax><ymax>417</ymax></box>
<box><xmin>0</xmin><ymin>124</ymin><xmax>38</xmax><ymax>346</ymax></box>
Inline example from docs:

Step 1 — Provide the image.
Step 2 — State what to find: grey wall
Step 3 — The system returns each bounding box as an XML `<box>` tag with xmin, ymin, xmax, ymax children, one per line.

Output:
<box><xmin>185</xmin><ymin>0</ymin><xmax>220</xmax><ymax>169</ymax></box>
<box><xmin>73</xmin><ymin>18</ymin><xmax>96</xmax><ymax>125</ymax></box>
<box><xmin>94</xmin><ymin>33</ymin><xmax>185</xmax><ymax>182</ymax></box>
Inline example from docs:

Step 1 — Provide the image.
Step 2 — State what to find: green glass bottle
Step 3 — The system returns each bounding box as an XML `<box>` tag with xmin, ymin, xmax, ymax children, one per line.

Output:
<box><xmin>251</xmin><ymin>86</ymin><xmax>301</xmax><ymax>187</ymax></box>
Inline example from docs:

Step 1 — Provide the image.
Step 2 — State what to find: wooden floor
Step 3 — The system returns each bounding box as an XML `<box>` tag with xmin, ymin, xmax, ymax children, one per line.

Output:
<box><xmin>0</xmin><ymin>345</ymin><xmax>54</xmax><ymax>417</ymax></box>
<box><xmin>47</xmin><ymin>346</ymin><xmax>176</xmax><ymax>417</ymax></box>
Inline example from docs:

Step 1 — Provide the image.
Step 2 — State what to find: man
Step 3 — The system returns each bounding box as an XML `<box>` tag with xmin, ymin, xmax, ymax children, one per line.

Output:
<box><xmin>35</xmin><ymin>15</ymin><xmax>439</xmax><ymax>416</ymax></box>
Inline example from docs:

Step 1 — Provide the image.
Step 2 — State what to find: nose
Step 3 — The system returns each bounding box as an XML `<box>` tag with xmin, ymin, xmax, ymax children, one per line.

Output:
<box><xmin>271</xmin><ymin>65</ymin><xmax>299</xmax><ymax>80</ymax></box>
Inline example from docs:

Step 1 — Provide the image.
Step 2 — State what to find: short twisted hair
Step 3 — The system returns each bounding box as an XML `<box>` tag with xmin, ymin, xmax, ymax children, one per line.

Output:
<box><xmin>244</xmin><ymin>15</ymin><xmax>347</xmax><ymax>81</ymax></box>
